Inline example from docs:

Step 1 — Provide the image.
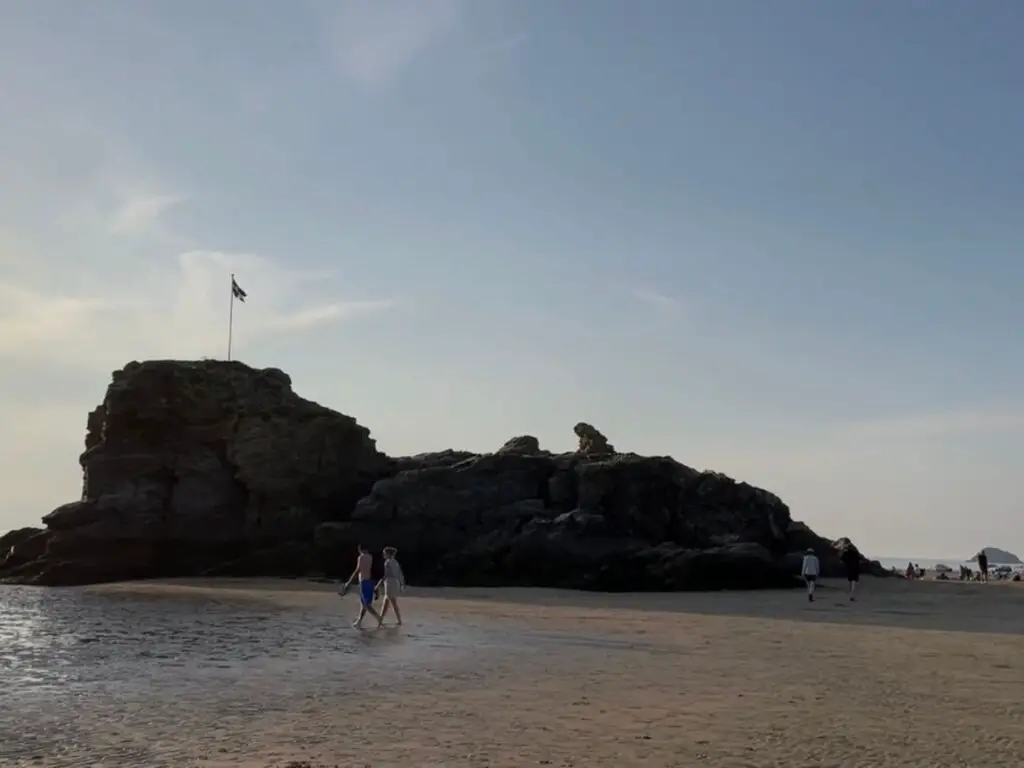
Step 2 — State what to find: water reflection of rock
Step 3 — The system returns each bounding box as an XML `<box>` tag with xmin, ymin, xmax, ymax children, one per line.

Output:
<box><xmin>0</xmin><ymin>585</ymin><xmax>520</xmax><ymax>766</ymax></box>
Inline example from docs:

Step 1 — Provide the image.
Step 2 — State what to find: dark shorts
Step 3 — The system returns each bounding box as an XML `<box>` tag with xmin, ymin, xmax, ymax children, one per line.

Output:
<box><xmin>804</xmin><ymin>575</ymin><xmax>817</xmax><ymax>583</ymax></box>
<box><xmin>359</xmin><ymin>580</ymin><xmax>376</xmax><ymax>607</ymax></box>
<box><xmin>846</xmin><ymin>569</ymin><xmax>860</xmax><ymax>583</ymax></box>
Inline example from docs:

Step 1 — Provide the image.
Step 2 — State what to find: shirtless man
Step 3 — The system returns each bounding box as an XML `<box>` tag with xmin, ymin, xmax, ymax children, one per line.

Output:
<box><xmin>341</xmin><ymin>543</ymin><xmax>383</xmax><ymax>629</ymax></box>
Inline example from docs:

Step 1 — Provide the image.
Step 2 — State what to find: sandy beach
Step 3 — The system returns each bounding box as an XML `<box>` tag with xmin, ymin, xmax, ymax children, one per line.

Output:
<box><xmin>9</xmin><ymin>576</ymin><xmax>1024</xmax><ymax>767</ymax></box>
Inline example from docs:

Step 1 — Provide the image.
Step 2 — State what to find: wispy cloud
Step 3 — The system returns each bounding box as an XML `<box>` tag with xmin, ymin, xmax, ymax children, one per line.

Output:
<box><xmin>0</xmin><ymin>250</ymin><xmax>397</xmax><ymax>370</ymax></box>
<box><xmin>265</xmin><ymin>299</ymin><xmax>397</xmax><ymax>332</ymax></box>
<box><xmin>0</xmin><ymin>167</ymin><xmax>397</xmax><ymax>372</ymax></box>
<box><xmin>324</xmin><ymin>0</ymin><xmax>462</xmax><ymax>89</ymax></box>
<box><xmin>0</xmin><ymin>284</ymin><xmax>110</xmax><ymax>357</ymax></box>
<box><xmin>628</xmin><ymin>286</ymin><xmax>683</xmax><ymax>316</ymax></box>
<box><xmin>0</xmin><ymin>168</ymin><xmax>400</xmax><ymax>527</ymax></box>
<box><xmin>108</xmin><ymin>193</ymin><xmax>184</xmax><ymax>236</ymax></box>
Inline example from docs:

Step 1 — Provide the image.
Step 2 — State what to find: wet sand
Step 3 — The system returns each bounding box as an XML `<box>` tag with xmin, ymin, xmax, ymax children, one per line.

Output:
<box><xmin>9</xmin><ymin>577</ymin><xmax>1024</xmax><ymax>767</ymax></box>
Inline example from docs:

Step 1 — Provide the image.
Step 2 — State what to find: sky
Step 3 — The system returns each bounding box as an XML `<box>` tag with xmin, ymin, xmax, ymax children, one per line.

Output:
<box><xmin>1</xmin><ymin>0</ymin><xmax>1022</xmax><ymax>560</ymax></box>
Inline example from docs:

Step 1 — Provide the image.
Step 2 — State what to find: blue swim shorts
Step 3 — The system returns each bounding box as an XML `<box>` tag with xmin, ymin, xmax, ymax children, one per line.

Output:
<box><xmin>359</xmin><ymin>580</ymin><xmax>375</xmax><ymax>607</ymax></box>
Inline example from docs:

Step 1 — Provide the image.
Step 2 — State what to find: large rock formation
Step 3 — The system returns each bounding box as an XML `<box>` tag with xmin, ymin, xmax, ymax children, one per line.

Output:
<box><xmin>0</xmin><ymin>359</ymin><xmax>885</xmax><ymax>589</ymax></box>
<box><xmin>335</xmin><ymin>451</ymin><xmax>799</xmax><ymax>590</ymax></box>
<box><xmin>1</xmin><ymin>360</ymin><xmax>388</xmax><ymax>585</ymax></box>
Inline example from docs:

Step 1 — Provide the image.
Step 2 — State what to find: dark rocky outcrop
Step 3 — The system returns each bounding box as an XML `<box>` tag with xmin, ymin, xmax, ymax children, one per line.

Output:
<box><xmin>497</xmin><ymin>435</ymin><xmax>543</xmax><ymax>456</ymax></box>
<box><xmin>0</xmin><ymin>359</ymin><xmax>885</xmax><ymax>590</ymax></box>
<box><xmin>0</xmin><ymin>528</ymin><xmax>49</xmax><ymax>571</ymax></box>
<box><xmin>574</xmin><ymin>422</ymin><xmax>614</xmax><ymax>456</ymax></box>
<box><xmin>1</xmin><ymin>360</ymin><xmax>388</xmax><ymax>586</ymax></box>
<box><xmin>784</xmin><ymin>525</ymin><xmax>888</xmax><ymax>579</ymax></box>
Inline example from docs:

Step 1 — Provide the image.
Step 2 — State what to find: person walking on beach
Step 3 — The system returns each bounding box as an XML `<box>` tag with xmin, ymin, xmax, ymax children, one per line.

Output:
<box><xmin>976</xmin><ymin>550</ymin><xmax>989</xmax><ymax>582</ymax></box>
<box><xmin>841</xmin><ymin>545</ymin><xmax>861</xmax><ymax>601</ymax></box>
<box><xmin>801</xmin><ymin>548</ymin><xmax>820</xmax><ymax>602</ymax></box>
<box><xmin>377</xmin><ymin>546</ymin><xmax>407</xmax><ymax>626</ymax></box>
<box><xmin>341</xmin><ymin>544</ymin><xmax>384</xmax><ymax>629</ymax></box>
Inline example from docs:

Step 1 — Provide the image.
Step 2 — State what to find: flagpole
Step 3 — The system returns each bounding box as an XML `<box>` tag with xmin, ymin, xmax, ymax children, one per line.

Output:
<box><xmin>227</xmin><ymin>273</ymin><xmax>235</xmax><ymax>361</ymax></box>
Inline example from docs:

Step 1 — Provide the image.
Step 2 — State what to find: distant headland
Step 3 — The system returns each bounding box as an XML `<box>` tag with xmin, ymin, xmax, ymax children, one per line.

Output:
<box><xmin>969</xmin><ymin>547</ymin><xmax>1022</xmax><ymax>564</ymax></box>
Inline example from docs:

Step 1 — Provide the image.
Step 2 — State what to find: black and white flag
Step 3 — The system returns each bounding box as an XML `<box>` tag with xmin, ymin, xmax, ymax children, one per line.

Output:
<box><xmin>231</xmin><ymin>277</ymin><xmax>247</xmax><ymax>303</ymax></box>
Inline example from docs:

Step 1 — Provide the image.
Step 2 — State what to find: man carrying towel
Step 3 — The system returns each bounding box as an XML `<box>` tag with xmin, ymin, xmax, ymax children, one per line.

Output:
<box><xmin>341</xmin><ymin>543</ymin><xmax>384</xmax><ymax>629</ymax></box>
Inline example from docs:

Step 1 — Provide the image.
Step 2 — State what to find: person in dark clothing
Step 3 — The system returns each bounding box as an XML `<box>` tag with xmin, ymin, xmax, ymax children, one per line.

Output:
<box><xmin>840</xmin><ymin>546</ymin><xmax>861</xmax><ymax>601</ymax></box>
<box><xmin>976</xmin><ymin>550</ymin><xmax>989</xmax><ymax>582</ymax></box>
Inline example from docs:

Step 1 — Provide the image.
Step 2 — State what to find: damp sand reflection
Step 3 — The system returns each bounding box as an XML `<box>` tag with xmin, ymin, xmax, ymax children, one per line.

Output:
<box><xmin>3</xmin><ymin>578</ymin><xmax>1024</xmax><ymax>767</ymax></box>
<box><xmin>0</xmin><ymin>582</ymin><xmax>514</xmax><ymax>767</ymax></box>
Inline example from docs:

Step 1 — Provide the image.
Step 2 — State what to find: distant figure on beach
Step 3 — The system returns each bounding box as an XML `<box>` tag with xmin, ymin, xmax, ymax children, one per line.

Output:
<box><xmin>341</xmin><ymin>544</ymin><xmax>384</xmax><ymax>629</ymax></box>
<box><xmin>800</xmin><ymin>548</ymin><xmax>820</xmax><ymax>602</ymax></box>
<box><xmin>841</xmin><ymin>546</ymin><xmax>861</xmax><ymax>601</ymax></box>
<box><xmin>976</xmin><ymin>550</ymin><xmax>989</xmax><ymax>582</ymax></box>
<box><xmin>377</xmin><ymin>546</ymin><xmax>407</xmax><ymax>626</ymax></box>
<box><xmin>905</xmin><ymin>562</ymin><xmax>916</xmax><ymax>580</ymax></box>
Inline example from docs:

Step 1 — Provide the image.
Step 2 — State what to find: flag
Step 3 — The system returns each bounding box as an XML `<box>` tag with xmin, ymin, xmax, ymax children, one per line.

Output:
<box><xmin>231</xmin><ymin>277</ymin><xmax>247</xmax><ymax>303</ymax></box>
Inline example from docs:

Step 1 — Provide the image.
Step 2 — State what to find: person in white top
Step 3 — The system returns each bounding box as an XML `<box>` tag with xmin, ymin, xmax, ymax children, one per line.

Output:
<box><xmin>376</xmin><ymin>546</ymin><xmax>407</xmax><ymax>627</ymax></box>
<box><xmin>801</xmin><ymin>548</ymin><xmax>821</xmax><ymax>602</ymax></box>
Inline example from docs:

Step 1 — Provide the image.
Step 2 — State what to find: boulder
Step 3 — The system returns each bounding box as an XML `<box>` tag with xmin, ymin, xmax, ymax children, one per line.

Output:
<box><xmin>574</xmin><ymin>422</ymin><xmax>615</xmax><ymax>456</ymax></box>
<box><xmin>497</xmin><ymin>435</ymin><xmax>542</xmax><ymax>455</ymax></box>
<box><xmin>1</xmin><ymin>358</ymin><xmax>872</xmax><ymax>592</ymax></box>
<box><xmin>0</xmin><ymin>527</ymin><xmax>43</xmax><ymax>556</ymax></box>
<box><xmin>0</xmin><ymin>527</ymin><xmax>48</xmax><ymax>570</ymax></box>
<box><xmin>782</xmin><ymin>524</ymin><xmax>888</xmax><ymax>578</ymax></box>
<box><xmin>830</xmin><ymin>536</ymin><xmax>887</xmax><ymax>576</ymax></box>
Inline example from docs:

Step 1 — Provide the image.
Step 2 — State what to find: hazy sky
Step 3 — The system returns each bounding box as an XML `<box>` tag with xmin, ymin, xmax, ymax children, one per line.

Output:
<box><xmin>2</xmin><ymin>1</ymin><xmax>1021</xmax><ymax>560</ymax></box>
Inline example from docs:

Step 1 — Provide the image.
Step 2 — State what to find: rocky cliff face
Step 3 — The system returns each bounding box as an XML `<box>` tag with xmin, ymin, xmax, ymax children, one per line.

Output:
<box><xmin>0</xmin><ymin>359</ymin><xmax>884</xmax><ymax>589</ymax></box>
<box><xmin>330</xmin><ymin>451</ymin><xmax>800</xmax><ymax>590</ymax></box>
<box><xmin>0</xmin><ymin>360</ymin><xmax>389</xmax><ymax>585</ymax></box>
